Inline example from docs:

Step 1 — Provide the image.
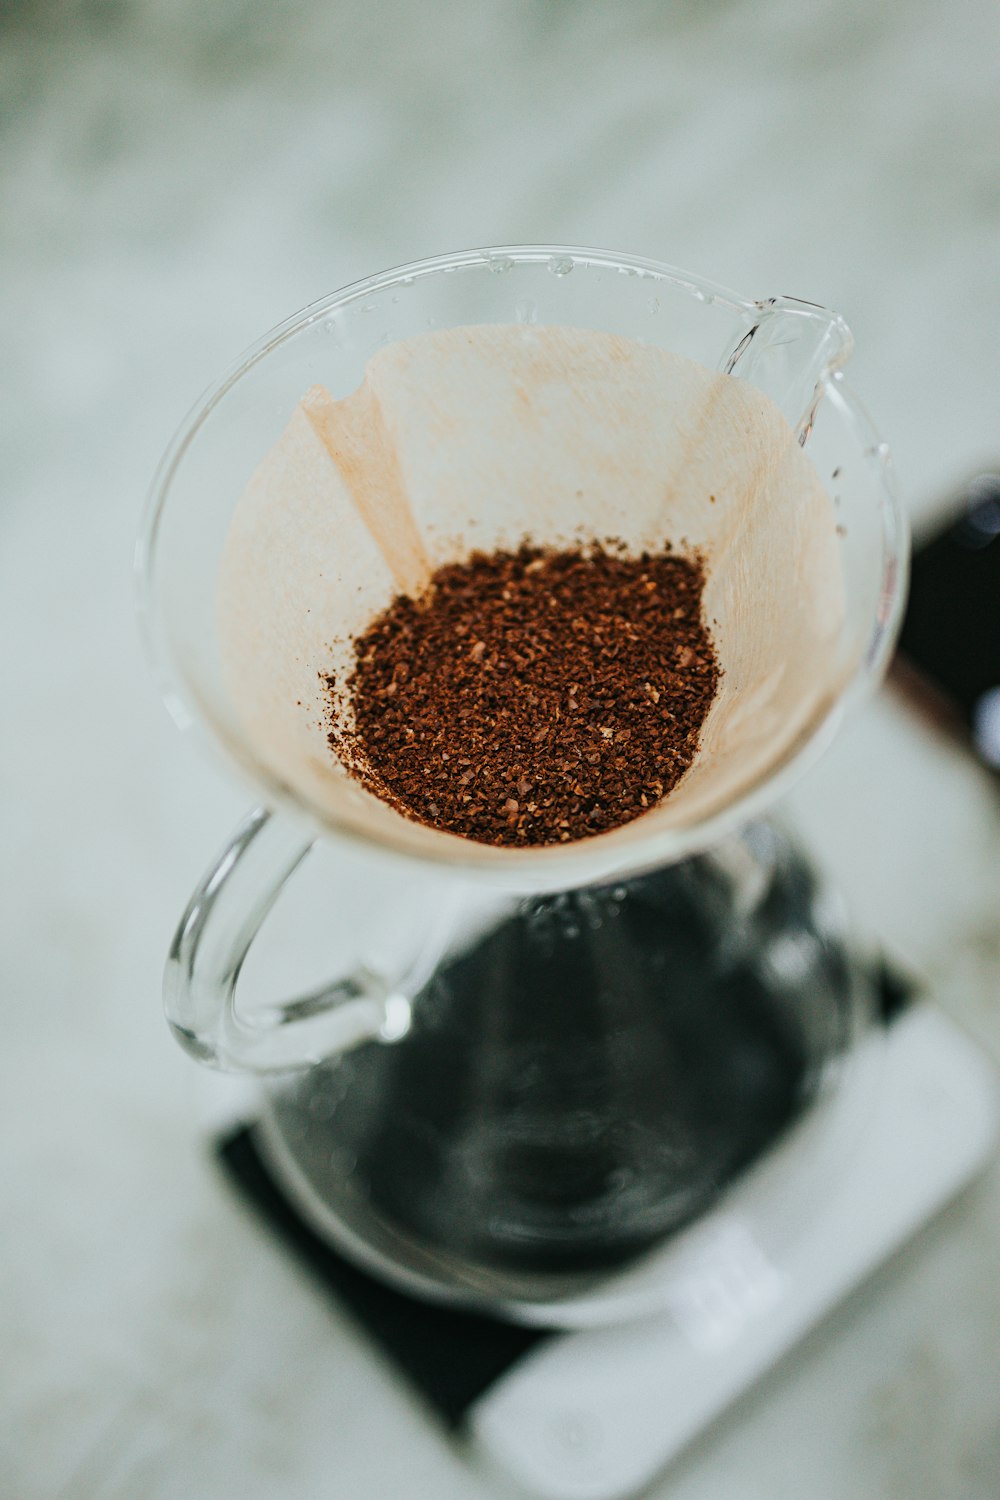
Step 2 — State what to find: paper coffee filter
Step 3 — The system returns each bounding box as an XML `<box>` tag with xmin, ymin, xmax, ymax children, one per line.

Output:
<box><xmin>216</xmin><ymin>324</ymin><xmax>846</xmax><ymax>871</ymax></box>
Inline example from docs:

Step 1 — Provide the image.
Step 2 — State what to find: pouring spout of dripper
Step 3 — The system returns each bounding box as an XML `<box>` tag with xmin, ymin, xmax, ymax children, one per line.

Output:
<box><xmin>722</xmin><ymin>296</ymin><xmax>854</xmax><ymax>443</ymax></box>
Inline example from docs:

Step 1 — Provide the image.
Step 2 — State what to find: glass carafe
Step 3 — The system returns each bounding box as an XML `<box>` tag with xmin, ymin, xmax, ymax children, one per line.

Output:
<box><xmin>137</xmin><ymin>247</ymin><xmax>906</xmax><ymax>1324</ymax></box>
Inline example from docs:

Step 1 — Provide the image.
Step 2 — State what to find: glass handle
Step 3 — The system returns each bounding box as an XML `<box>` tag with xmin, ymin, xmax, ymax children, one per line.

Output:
<box><xmin>165</xmin><ymin>808</ymin><xmax>397</xmax><ymax>1073</ymax></box>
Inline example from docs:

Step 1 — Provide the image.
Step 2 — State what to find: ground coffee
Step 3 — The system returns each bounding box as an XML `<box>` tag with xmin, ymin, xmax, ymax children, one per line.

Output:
<box><xmin>324</xmin><ymin>543</ymin><xmax>719</xmax><ymax>847</ymax></box>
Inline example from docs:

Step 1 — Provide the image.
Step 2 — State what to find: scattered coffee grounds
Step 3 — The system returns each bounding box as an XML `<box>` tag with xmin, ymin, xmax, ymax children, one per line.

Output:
<box><xmin>324</xmin><ymin>544</ymin><xmax>719</xmax><ymax>847</ymax></box>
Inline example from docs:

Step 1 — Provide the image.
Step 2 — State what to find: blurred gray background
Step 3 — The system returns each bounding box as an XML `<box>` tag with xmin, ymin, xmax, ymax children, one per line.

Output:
<box><xmin>2</xmin><ymin>2</ymin><xmax>1000</xmax><ymax>1497</ymax></box>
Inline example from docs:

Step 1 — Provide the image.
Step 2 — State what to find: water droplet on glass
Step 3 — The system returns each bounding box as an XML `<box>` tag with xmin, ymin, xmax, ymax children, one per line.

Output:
<box><xmin>547</xmin><ymin>255</ymin><xmax>574</xmax><ymax>277</ymax></box>
<box><xmin>488</xmin><ymin>255</ymin><xmax>514</xmax><ymax>275</ymax></box>
<box><xmin>515</xmin><ymin>300</ymin><xmax>538</xmax><ymax>325</ymax></box>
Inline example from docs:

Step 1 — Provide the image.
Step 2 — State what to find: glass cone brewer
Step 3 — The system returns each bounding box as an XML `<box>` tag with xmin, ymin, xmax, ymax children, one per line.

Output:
<box><xmin>137</xmin><ymin>248</ymin><xmax>907</xmax><ymax>1324</ymax></box>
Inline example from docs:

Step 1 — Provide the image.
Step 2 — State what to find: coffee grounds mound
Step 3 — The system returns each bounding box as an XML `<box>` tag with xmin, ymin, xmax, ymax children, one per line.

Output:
<box><xmin>324</xmin><ymin>544</ymin><xmax>719</xmax><ymax>847</ymax></box>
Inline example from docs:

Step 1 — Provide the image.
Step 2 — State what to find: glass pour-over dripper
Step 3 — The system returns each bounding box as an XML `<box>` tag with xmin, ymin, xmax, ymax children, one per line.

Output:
<box><xmin>137</xmin><ymin>247</ymin><xmax>906</xmax><ymax>1323</ymax></box>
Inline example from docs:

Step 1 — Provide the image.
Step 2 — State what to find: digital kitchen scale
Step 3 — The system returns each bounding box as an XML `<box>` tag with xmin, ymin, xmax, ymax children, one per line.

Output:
<box><xmin>213</xmin><ymin>992</ymin><xmax>998</xmax><ymax>1500</ymax></box>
